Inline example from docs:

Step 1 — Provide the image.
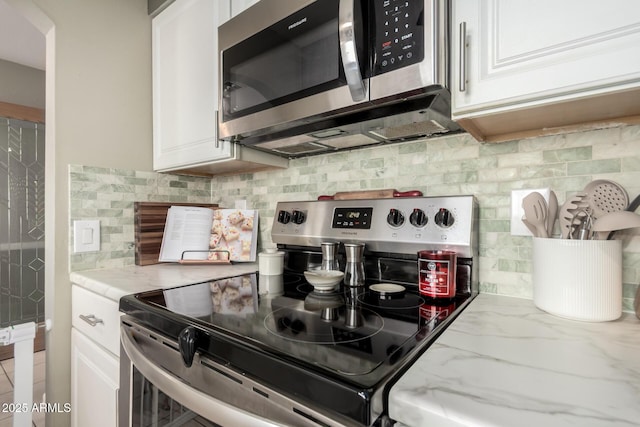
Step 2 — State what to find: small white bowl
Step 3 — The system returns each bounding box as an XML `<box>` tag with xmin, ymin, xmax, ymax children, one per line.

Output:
<box><xmin>304</xmin><ymin>270</ymin><xmax>344</xmax><ymax>291</ymax></box>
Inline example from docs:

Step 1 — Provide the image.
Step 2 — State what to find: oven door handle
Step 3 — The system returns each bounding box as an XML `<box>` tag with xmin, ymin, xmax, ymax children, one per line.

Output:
<box><xmin>339</xmin><ymin>0</ymin><xmax>367</xmax><ymax>102</ymax></box>
<box><xmin>120</xmin><ymin>327</ymin><xmax>282</xmax><ymax>427</ymax></box>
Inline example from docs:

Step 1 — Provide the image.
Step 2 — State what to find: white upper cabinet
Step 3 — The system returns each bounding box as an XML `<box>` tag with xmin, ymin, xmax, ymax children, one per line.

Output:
<box><xmin>152</xmin><ymin>0</ymin><xmax>229</xmax><ymax>171</ymax></box>
<box><xmin>451</xmin><ymin>0</ymin><xmax>640</xmax><ymax>142</ymax></box>
<box><xmin>218</xmin><ymin>0</ymin><xmax>259</xmax><ymax>25</ymax></box>
<box><xmin>152</xmin><ymin>0</ymin><xmax>287</xmax><ymax>175</ymax></box>
<box><xmin>231</xmin><ymin>0</ymin><xmax>259</xmax><ymax>19</ymax></box>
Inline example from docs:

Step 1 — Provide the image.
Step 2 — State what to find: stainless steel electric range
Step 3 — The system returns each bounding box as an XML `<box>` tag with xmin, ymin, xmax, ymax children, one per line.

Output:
<box><xmin>119</xmin><ymin>195</ymin><xmax>478</xmax><ymax>427</ymax></box>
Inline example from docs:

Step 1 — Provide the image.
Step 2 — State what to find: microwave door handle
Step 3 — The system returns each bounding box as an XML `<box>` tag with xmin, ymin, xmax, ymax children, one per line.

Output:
<box><xmin>339</xmin><ymin>0</ymin><xmax>366</xmax><ymax>102</ymax></box>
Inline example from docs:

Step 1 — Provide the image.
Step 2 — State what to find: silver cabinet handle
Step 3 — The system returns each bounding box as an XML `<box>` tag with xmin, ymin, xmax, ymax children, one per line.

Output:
<box><xmin>339</xmin><ymin>0</ymin><xmax>366</xmax><ymax>102</ymax></box>
<box><xmin>79</xmin><ymin>314</ymin><xmax>103</xmax><ymax>327</ymax></box>
<box><xmin>214</xmin><ymin>110</ymin><xmax>220</xmax><ymax>149</ymax></box>
<box><xmin>459</xmin><ymin>21</ymin><xmax>468</xmax><ymax>92</ymax></box>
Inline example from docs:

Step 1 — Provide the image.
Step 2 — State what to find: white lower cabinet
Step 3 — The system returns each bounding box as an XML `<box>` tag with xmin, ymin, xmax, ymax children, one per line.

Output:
<box><xmin>71</xmin><ymin>285</ymin><xmax>121</xmax><ymax>427</ymax></box>
<box><xmin>71</xmin><ymin>329</ymin><xmax>119</xmax><ymax>427</ymax></box>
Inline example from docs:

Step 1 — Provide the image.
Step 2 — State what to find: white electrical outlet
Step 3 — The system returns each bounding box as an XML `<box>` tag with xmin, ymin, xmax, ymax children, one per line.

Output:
<box><xmin>234</xmin><ymin>199</ymin><xmax>248</xmax><ymax>209</ymax></box>
<box><xmin>511</xmin><ymin>188</ymin><xmax>550</xmax><ymax>236</ymax></box>
<box><xmin>73</xmin><ymin>220</ymin><xmax>100</xmax><ymax>253</ymax></box>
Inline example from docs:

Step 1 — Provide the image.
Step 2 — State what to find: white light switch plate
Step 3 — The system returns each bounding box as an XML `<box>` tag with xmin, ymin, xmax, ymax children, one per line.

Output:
<box><xmin>73</xmin><ymin>220</ymin><xmax>100</xmax><ymax>253</ymax></box>
<box><xmin>511</xmin><ymin>188</ymin><xmax>550</xmax><ymax>236</ymax></box>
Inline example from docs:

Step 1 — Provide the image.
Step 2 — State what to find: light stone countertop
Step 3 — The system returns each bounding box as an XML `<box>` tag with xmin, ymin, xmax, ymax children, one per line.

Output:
<box><xmin>70</xmin><ymin>266</ymin><xmax>640</xmax><ymax>426</ymax></box>
<box><xmin>388</xmin><ymin>293</ymin><xmax>640</xmax><ymax>427</ymax></box>
<box><xmin>69</xmin><ymin>262</ymin><xmax>259</xmax><ymax>302</ymax></box>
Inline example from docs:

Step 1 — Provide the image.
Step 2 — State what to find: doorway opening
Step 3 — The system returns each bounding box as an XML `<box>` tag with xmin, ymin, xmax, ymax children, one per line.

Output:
<box><xmin>0</xmin><ymin>104</ymin><xmax>46</xmax><ymax>360</ymax></box>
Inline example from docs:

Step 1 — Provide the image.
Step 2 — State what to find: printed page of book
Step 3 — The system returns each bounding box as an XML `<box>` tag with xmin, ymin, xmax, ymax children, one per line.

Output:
<box><xmin>158</xmin><ymin>206</ymin><xmax>215</xmax><ymax>262</ymax></box>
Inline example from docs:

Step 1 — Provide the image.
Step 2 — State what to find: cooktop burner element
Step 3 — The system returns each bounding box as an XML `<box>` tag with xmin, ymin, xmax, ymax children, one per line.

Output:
<box><xmin>264</xmin><ymin>303</ymin><xmax>384</xmax><ymax>346</ymax></box>
<box><xmin>358</xmin><ymin>290</ymin><xmax>426</xmax><ymax>311</ymax></box>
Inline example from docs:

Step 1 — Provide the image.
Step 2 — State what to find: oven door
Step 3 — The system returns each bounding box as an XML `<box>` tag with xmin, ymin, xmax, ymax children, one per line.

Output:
<box><xmin>218</xmin><ymin>0</ymin><xmax>370</xmax><ymax>140</ymax></box>
<box><xmin>119</xmin><ymin>318</ymin><xmax>361</xmax><ymax>427</ymax></box>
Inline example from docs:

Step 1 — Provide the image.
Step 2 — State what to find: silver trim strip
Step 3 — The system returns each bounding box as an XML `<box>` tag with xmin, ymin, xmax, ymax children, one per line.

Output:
<box><xmin>120</xmin><ymin>324</ymin><xmax>281</xmax><ymax>427</ymax></box>
<box><xmin>120</xmin><ymin>321</ymin><xmax>363</xmax><ymax>427</ymax></box>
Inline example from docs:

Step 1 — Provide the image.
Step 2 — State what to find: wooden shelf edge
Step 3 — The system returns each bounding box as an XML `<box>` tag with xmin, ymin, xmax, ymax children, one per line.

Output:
<box><xmin>454</xmin><ymin>87</ymin><xmax>640</xmax><ymax>143</ymax></box>
<box><xmin>0</xmin><ymin>101</ymin><xmax>45</xmax><ymax>123</ymax></box>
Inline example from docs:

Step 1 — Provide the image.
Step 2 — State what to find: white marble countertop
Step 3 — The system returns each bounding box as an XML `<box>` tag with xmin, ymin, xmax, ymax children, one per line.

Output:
<box><xmin>70</xmin><ymin>262</ymin><xmax>259</xmax><ymax>302</ymax></box>
<box><xmin>70</xmin><ymin>266</ymin><xmax>640</xmax><ymax>426</ymax></box>
<box><xmin>389</xmin><ymin>293</ymin><xmax>640</xmax><ymax>427</ymax></box>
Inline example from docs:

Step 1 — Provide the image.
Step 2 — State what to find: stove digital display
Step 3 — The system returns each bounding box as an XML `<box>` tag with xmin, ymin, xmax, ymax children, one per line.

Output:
<box><xmin>332</xmin><ymin>207</ymin><xmax>373</xmax><ymax>229</ymax></box>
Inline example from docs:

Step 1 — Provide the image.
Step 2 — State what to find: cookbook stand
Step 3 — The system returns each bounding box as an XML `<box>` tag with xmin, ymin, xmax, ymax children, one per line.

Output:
<box><xmin>178</xmin><ymin>250</ymin><xmax>232</xmax><ymax>265</ymax></box>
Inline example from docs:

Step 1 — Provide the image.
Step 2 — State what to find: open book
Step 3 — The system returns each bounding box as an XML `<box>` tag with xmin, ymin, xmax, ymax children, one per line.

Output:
<box><xmin>158</xmin><ymin>206</ymin><xmax>258</xmax><ymax>263</ymax></box>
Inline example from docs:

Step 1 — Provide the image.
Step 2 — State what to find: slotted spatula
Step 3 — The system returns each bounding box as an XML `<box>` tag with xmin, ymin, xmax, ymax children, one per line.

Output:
<box><xmin>559</xmin><ymin>193</ymin><xmax>589</xmax><ymax>239</ymax></box>
<box><xmin>522</xmin><ymin>192</ymin><xmax>548</xmax><ymax>238</ymax></box>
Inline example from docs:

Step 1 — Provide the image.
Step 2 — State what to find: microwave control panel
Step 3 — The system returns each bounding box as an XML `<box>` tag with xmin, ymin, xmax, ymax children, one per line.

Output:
<box><xmin>373</xmin><ymin>0</ymin><xmax>425</xmax><ymax>74</ymax></box>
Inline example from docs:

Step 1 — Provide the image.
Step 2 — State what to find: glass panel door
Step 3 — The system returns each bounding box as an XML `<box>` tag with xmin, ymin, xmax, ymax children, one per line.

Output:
<box><xmin>0</xmin><ymin>117</ymin><xmax>45</xmax><ymax>328</ymax></box>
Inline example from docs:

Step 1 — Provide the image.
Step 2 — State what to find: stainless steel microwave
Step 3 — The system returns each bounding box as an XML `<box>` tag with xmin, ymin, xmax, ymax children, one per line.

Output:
<box><xmin>218</xmin><ymin>0</ymin><xmax>460</xmax><ymax>158</ymax></box>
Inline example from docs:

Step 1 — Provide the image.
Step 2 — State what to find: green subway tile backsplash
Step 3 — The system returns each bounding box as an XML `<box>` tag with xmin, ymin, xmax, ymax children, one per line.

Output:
<box><xmin>543</xmin><ymin>146</ymin><xmax>591</xmax><ymax>163</ymax></box>
<box><xmin>69</xmin><ymin>124</ymin><xmax>640</xmax><ymax>313</ymax></box>
<box><xmin>69</xmin><ymin>164</ymin><xmax>213</xmax><ymax>270</ymax></box>
<box><xmin>567</xmin><ymin>158</ymin><xmax>621</xmax><ymax>176</ymax></box>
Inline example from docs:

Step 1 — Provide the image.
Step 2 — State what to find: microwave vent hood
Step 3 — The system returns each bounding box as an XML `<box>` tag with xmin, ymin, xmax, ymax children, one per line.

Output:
<box><xmin>228</xmin><ymin>89</ymin><xmax>462</xmax><ymax>158</ymax></box>
<box><xmin>218</xmin><ymin>0</ymin><xmax>460</xmax><ymax>158</ymax></box>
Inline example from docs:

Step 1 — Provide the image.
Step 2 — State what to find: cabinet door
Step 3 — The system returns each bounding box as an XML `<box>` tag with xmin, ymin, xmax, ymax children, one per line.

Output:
<box><xmin>452</xmin><ymin>0</ymin><xmax>640</xmax><ymax>115</ymax></box>
<box><xmin>71</xmin><ymin>328</ymin><xmax>119</xmax><ymax>427</ymax></box>
<box><xmin>72</xmin><ymin>285</ymin><xmax>121</xmax><ymax>356</ymax></box>
<box><xmin>153</xmin><ymin>0</ymin><xmax>232</xmax><ymax>171</ymax></box>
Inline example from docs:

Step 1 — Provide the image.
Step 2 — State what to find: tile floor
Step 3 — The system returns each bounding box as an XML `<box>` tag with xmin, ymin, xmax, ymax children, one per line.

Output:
<box><xmin>0</xmin><ymin>351</ymin><xmax>45</xmax><ymax>427</ymax></box>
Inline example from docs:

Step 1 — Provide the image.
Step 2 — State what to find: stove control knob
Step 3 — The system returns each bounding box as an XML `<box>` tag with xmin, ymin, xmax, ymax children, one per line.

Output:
<box><xmin>434</xmin><ymin>208</ymin><xmax>455</xmax><ymax>228</ymax></box>
<box><xmin>291</xmin><ymin>210</ymin><xmax>306</xmax><ymax>225</ymax></box>
<box><xmin>409</xmin><ymin>208</ymin><xmax>428</xmax><ymax>228</ymax></box>
<box><xmin>387</xmin><ymin>209</ymin><xmax>405</xmax><ymax>227</ymax></box>
<box><xmin>277</xmin><ymin>210</ymin><xmax>291</xmax><ymax>224</ymax></box>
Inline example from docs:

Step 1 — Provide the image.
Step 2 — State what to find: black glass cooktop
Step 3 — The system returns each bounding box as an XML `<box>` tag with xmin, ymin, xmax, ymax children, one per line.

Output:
<box><xmin>121</xmin><ymin>272</ymin><xmax>470</xmax><ymax>383</ymax></box>
<box><xmin>120</xmin><ymin>271</ymin><xmax>475</xmax><ymax>425</ymax></box>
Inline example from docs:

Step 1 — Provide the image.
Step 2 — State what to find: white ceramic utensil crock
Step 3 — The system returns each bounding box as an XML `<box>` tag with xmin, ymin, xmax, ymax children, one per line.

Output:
<box><xmin>532</xmin><ymin>238</ymin><xmax>622</xmax><ymax>321</ymax></box>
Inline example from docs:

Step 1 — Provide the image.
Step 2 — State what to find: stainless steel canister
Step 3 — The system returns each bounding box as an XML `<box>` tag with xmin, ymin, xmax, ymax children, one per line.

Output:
<box><xmin>343</xmin><ymin>243</ymin><xmax>365</xmax><ymax>287</ymax></box>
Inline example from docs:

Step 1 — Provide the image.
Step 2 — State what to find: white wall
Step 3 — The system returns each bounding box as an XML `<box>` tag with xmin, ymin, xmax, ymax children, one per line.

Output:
<box><xmin>0</xmin><ymin>59</ymin><xmax>45</xmax><ymax>108</ymax></box>
<box><xmin>5</xmin><ymin>1</ymin><xmax>153</xmax><ymax>425</ymax></box>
